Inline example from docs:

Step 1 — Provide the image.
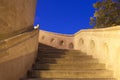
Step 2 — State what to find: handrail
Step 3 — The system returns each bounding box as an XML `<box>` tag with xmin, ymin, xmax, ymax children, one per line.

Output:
<box><xmin>0</xmin><ymin>29</ymin><xmax>38</xmax><ymax>52</ymax></box>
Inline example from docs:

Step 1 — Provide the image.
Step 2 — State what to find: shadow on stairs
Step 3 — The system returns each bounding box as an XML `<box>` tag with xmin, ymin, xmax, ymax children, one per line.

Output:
<box><xmin>22</xmin><ymin>43</ymin><xmax>116</xmax><ymax>80</ymax></box>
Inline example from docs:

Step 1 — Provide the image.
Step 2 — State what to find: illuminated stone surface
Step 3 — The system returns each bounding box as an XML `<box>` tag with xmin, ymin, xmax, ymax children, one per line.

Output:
<box><xmin>0</xmin><ymin>0</ymin><xmax>36</xmax><ymax>40</ymax></box>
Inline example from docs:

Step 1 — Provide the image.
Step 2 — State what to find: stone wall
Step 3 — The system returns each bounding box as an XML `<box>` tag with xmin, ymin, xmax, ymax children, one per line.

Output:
<box><xmin>0</xmin><ymin>0</ymin><xmax>36</xmax><ymax>40</ymax></box>
<box><xmin>0</xmin><ymin>29</ymin><xmax>39</xmax><ymax>80</ymax></box>
<box><xmin>74</xmin><ymin>26</ymin><xmax>120</xmax><ymax>80</ymax></box>
<box><xmin>39</xmin><ymin>30</ymin><xmax>74</xmax><ymax>49</ymax></box>
<box><xmin>0</xmin><ymin>0</ymin><xmax>38</xmax><ymax>80</ymax></box>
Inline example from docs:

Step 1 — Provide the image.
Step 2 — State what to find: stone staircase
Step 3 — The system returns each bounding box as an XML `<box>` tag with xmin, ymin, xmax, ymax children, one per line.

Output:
<box><xmin>23</xmin><ymin>43</ymin><xmax>116</xmax><ymax>80</ymax></box>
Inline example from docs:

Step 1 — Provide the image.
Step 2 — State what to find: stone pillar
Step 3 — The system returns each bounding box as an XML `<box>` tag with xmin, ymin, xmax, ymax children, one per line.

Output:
<box><xmin>0</xmin><ymin>0</ymin><xmax>36</xmax><ymax>40</ymax></box>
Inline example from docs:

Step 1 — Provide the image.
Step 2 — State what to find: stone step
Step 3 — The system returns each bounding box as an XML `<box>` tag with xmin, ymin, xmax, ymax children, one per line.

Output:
<box><xmin>37</xmin><ymin>54</ymin><xmax>91</xmax><ymax>58</ymax></box>
<box><xmin>37</xmin><ymin>52</ymin><xmax>87</xmax><ymax>57</ymax></box>
<box><xmin>38</xmin><ymin>51</ymin><xmax>66</xmax><ymax>54</ymax></box>
<box><xmin>37</xmin><ymin>53</ymin><xmax>65</xmax><ymax>58</ymax></box>
<box><xmin>38</xmin><ymin>45</ymin><xmax>58</xmax><ymax>49</ymax></box>
<box><xmin>25</xmin><ymin>44</ymin><xmax>116</xmax><ymax>80</ymax></box>
<box><xmin>32</xmin><ymin>63</ymin><xmax>105</xmax><ymax>70</ymax></box>
<box><xmin>38</xmin><ymin>47</ymin><xmax>59</xmax><ymax>50</ymax></box>
<box><xmin>38</xmin><ymin>44</ymin><xmax>57</xmax><ymax>49</ymax></box>
<box><xmin>57</xmin><ymin>59</ymin><xmax>99</xmax><ymax>64</ymax></box>
<box><xmin>23</xmin><ymin>78</ymin><xmax>116</xmax><ymax>80</ymax></box>
<box><xmin>39</xmin><ymin>55</ymin><xmax>92</xmax><ymax>59</ymax></box>
<box><xmin>38</xmin><ymin>50</ymin><xmax>83</xmax><ymax>54</ymax></box>
<box><xmin>33</xmin><ymin>69</ymin><xmax>106</xmax><ymax>72</ymax></box>
<box><xmin>39</xmin><ymin>48</ymin><xmax>81</xmax><ymax>52</ymax></box>
<box><xmin>36</xmin><ymin>57</ymin><xmax>95</xmax><ymax>62</ymax></box>
<box><xmin>35</xmin><ymin>59</ymin><xmax>99</xmax><ymax>64</ymax></box>
<box><xmin>38</xmin><ymin>49</ymin><xmax>67</xmax><ymax>53</ymax></box>
<box><xmin>64</xmin><ymin>55</ymin><xmax>90</xmax><ymax>59</ymax></box>
<box><xmin>37</xmin><ymin>53</ymin><xmax>87</xmax><ymax>58</ymax></box>
<box><xmin>29</xmin><ymin>70</ymin><xmax>113</xmax><ymax>78</ymax></box>
<box><xmin>38</xmin><ymin>53</ymin><xmax>86</xmax><ymax>57</ymax></box>
<box><xmin>37</xmin><ymin>53</ymin><xmax>66</xmax><ymax>57</ymax></box>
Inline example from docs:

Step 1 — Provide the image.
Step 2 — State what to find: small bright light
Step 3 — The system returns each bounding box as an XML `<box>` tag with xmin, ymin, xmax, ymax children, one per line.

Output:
<box><xmin>34</xmin><ymin>24</ymin><xmax>39</xmax><ymax>29</ymax></box>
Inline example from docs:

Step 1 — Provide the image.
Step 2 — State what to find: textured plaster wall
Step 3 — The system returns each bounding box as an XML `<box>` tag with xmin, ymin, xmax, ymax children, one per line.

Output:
<box><xmin>0</xmin><ymin>0</ymin><xmax>36</xmax><ymax>40</ymax></box>
<box><xmin>0</xmin><ymin>0</ymin><xmax>38</xmax><ymax>80</ymax></box>
<box><xmin>39</xmin><ymin>30</ymin><xmax>74</xmax><ymax>49</ymax></box>
<box><xmin>74</xmin><ymin>26</ymin><xmax>120</xmax><ymax>80</ymax></box>
<box><xmin>0</xmin><ymin>30</ymin><xmax>39</xmax><ymax>80</ymax></box>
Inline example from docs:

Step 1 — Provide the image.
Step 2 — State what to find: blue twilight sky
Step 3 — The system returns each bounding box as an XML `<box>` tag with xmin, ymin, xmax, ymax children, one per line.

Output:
<box><xmin>34</xmin><ymin>0</ymin><xmax>97</xmax><ymax>34</ymax></box>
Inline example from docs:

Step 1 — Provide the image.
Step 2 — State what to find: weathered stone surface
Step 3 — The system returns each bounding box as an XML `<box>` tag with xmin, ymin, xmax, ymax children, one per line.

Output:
<box><xmin>74</xmin><ymin>26</ymin><xmax>120</xmax><ymax>80</ymax></box>
<box><xmin>24</xmin><ymin>44</ymin><xmax>115</xmax><ymax>80</ymax></box>
<box><xmin>0</xmin><ymin>30</ymin><xmax>39</xmax><ymax>80</ymax></box>
<box><xmin>0</xmin><ymin>0</ymin><xmax>36</xmax><ymax>40</ymax></box>
<box><xmin>39</xmin><ymin>30</ymin><xmax>74</xmax><ymax>49</ymax></box>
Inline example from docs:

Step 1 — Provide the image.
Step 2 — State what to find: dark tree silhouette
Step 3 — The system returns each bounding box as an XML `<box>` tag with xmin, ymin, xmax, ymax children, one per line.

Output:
<box><xmin>90</xmin><ymin>0</ymin><xmax>120</xmax><ymax>28</ymax></box>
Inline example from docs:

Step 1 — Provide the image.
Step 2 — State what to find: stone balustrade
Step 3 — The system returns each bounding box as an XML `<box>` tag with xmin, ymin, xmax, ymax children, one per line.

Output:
<box><xmin>74</xmin><ymin>25</ymin><xmax>120</xmax><ymax>80</ymax></box>
<box><xmin>39</xmin><ymin>30</ymin><xmax>74</xmax><ymax>49</ymax></box>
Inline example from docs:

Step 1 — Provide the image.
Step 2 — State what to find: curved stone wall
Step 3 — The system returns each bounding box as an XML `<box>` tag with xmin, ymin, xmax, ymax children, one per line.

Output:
<box><xmin>0</xmin><ymin>0</ymin><xmax>38</xmax><ymax>80</ymax></box>
<box><xmin>39</xmin><ymin>30</ymin><xmax>74</xmax><ymax>49</ymax></box>
<box><xmin>0</xmin><ymin>0</ymin><xmax>36</xmax><ymax>40</ymax></box>
<box><xmin>0</xmin><ymin>29</ymin><xmax>39</xmax><ymax>80</ymax></box>
<box><xmin>74</xmin><ymin>25</ymin><xmax>120</xmax><ymax>80</ymax></box>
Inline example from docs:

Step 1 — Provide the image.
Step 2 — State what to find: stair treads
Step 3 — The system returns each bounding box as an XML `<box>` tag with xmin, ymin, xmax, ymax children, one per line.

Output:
<box><xmin>32</xmin><ymin>63</ymin><xmax>105</xmax><ymax>70</ymax></box>
<box><xmin>30</xmin><ymin>70</ymin><xmax>113</xmax><ymax>78</ymax></box>
<box><xmin>24</xmin><ymin>43</ymin><xmax>115</xmax><ymax>80</ymax></box>
<box><xmin>23</xmin><ymin>78</ymin><xmax>116</xmax><ymax>80</ymax></box>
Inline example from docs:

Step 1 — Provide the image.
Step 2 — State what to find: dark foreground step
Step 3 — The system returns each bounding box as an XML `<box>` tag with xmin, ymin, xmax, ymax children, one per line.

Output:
<box><xmin>36</xmin><ymin>57</ymin><xmax>96</xmax><ymax>62</ymax></box>
<box><xmin>32</xmin><ymin>69</ymin><xmax>107</xmax><ymax>72</ymax></box>
<box><xmin>38</xmin><ymin>49</ymin><xmax>67</xmax><ymax>53</ymax></box>
<box><xmin>37</xmin><ymin>54</ymin><xmax>93</xmax><ymax>58</ymax></box>
<box><xmin>38</xmin><ymin>52</ymin><xmax>66</xmax><ymax>55</ymax></box>
<box><xmin>37</xmin><ymin>54</ymin><xmax>64</xmax><ymax>58</ymax></box>
<box><xmin>35</xmin><ymin>59</ymin><xmax>99</xmax><ymax>64</ymax></box>
<box><xmin>37</xmin><ymin>56</ymin><xmax>93</xmax><ymax>60</ymax></box>
<box><xmin>23</xmin><ymin>78</ymin><xmax>116</xmax><ymax>80</ymax></box>
<box><xmin>38</xmin><ymin>52</ymin><xmax>86</xmax><ymax>57</ymax></box>
<box><xmin>38</xmin><ymin>50</ymin><xmax>84</xmax><ymax>54</ymax></box>
<box><xmin>32</xmin><ymin>63</ymin><xmax>105</xmax><ymax>70</ymax></box>
<box><xmin>29</xmin><ymin>70</ymin><xmax>113</xmax><ymax>78</ymax></box>
<box><xmin>37</xmin><ymin>53</ymin><xmax>88</xmax><ymax>58</ymax></box>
